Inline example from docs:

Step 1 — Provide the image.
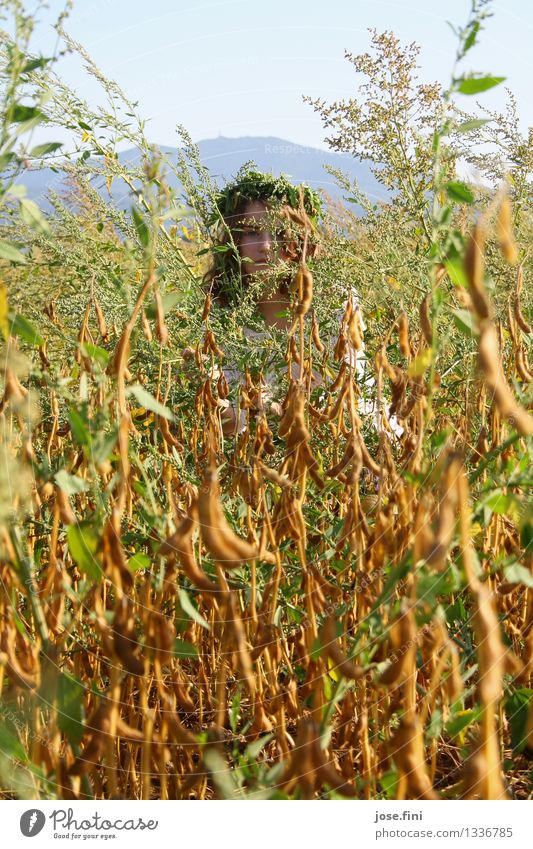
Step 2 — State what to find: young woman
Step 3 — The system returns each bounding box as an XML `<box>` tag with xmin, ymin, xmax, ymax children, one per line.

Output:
<box><xmin>202</xmin><ymin>166</ymin><xmax>401</xmax><ymax>438</ymax></box>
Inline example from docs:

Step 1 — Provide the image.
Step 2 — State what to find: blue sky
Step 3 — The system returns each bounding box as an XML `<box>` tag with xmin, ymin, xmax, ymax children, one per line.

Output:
<box><xmin>25</xmin><ymin>0</ymin><xmax>533</xmax><ymax>149</ymax></box>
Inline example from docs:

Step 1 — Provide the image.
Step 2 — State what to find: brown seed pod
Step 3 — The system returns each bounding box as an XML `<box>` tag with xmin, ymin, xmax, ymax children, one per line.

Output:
<box><xmin>325</xmin><ymin>434</ymin><xmax>357</xmax><ymax>479</ymax></box>
<box><xmin>159</xmin><ymin>508</ymin><xmax>219</xmax><ymax>597</ymax></box>
<box><xmin>112</xmin><ymin>597</ymin><xmax>144</xmax><ymax>676</ymax></box>
<box><xmin>257</xmin><ymin>459</ymin><xmax>292</xmax><ymax>489</ymax></box>
<box><xmin>347</xmin><ymin>304</ymin><xmax>363</xmax><ymax>352</ymax></box>
<box><xmin>478</xmin><ymin>322</ymin><xmax>533</xmax><ymax>436</ymax></box>
<box><xmin>321</xmin><ymin>616</ymin><xmax>365</xmax><ymax>680</ymax></box>
<box><xmin>162</xmin><ymin>418</ymin><xmax>183</xmax><ymax>451</ymax></box>
<box><xmin>388</xmin><ymin>718</ymin><xmax>439</xmax><ymax>800</ymax></box>
<box><xmin>398</xmin><ymin>311</ymin><xmax>410</xmax><ymax>357</ymax></box>
<box><xmin>293</xmin><ymin>262</ymin><xmax>313</xmax><ymax>318</ymax></box>
<box><xmin>94</xmin><ymin>297</ymin><xmax>108</xmax><ymax>341</ymax></box>
<box><xmin>311</xmin><ymin>317</ymin><xmax>325</xmax><ymax>352</ymax></box>
<box><xmin>289</xmin><ymin>264</ymin><xmax>304</xmax><ymax>295</ymax></box>
<box><xmin>217</xmin><ymin>371</ymin><xmax>229</xmax><ymax>399</ymax></box>
<box><xmin>419</xmin><ymin>293</ymin><xmax>433</xmax><ymax>346</ymax></box>
<box><xmin>154</xmin><ymin>289</ymin><xmax>168</xmax><ymax>346</ymax></box>
<box><xmin>514</xmin><ymin>267</ymin><xmax>531</xmax><ymax>335</ymax></box>
<box><xmin>205</xmin><ymin>329</ymin><xmax>224</xmax><ymax>358</ymax></box>
<box><xmin>0</xmin><ymin>626</ymin><xmax>40</xmax><ymax>690</ymax></box>
<box><xmin>515</xmin><ymin>346</ymin><xmax>532</xmax><ymax>383</ymax></box>
<box><xmin>56</xmin><ymin>488</ymin><xmax>76</xmax><ymax>525</ymax></box>
<box><xmin>201</xmin><ymin>293</ymin><xmax>212</xmax><ymax>321</ymax></box>
<box><xmin>198</xmin><ymin>466</ymin><xmax>276</xmax><ymax>567</ymax></box>
<box><xmin>465</xmin><ymin>222</ymin><xmax>490</xmax><ymax>320</ymax></box>
<box><xmin>141</xmin><ymin>307</ymin><xmax>153</xmax><ymax>342</ymax></box>
<box><xmin>333</xmin><ymin>331</ymin><xmax>347</xmax><ymax>362</ymax></box>
<box><xmin>496</xmin><ymin>193</ymin><xmax>518</xmax><ymax>265</ymax></box>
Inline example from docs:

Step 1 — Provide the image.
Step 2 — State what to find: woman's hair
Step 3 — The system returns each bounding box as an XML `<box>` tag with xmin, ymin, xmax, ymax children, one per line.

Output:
<box><xmin>203</xmin><ymin>165</ymin><xmax>323</xmax><ymax>305</ymax></box>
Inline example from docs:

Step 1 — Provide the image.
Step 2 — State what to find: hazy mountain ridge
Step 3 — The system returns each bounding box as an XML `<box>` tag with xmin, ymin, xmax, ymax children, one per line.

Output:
<box><xmin>18</xmin><ymin>135</ymin><xmax>386</xmax><ymax>214</ymax></box>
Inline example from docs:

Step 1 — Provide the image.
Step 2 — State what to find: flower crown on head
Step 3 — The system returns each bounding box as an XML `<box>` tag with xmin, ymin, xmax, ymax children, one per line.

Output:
<box><xmin>208</xmin><ymin>162</ymin><xmax>323</xmax><ymax>227</ymax></box>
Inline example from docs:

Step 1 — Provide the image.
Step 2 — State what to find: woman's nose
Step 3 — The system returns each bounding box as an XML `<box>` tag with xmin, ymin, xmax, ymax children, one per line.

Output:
<box><xmin>257</xmin><ymin>232</ymin><xmax>272</xmax><ymax>256</ymax></box>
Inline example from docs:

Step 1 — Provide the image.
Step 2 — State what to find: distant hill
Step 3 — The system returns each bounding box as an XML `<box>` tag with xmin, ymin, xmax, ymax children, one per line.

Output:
<box><xmin>18</xmin><ymin>135</ymin><xmax>386</xmax><ymax>214</ymax></box>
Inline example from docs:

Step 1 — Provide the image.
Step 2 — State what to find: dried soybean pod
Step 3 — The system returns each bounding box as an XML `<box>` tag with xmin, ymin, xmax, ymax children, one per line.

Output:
<box><xmin>478</xmin><ymin>323</ymin><xmax>533</xmax><ymax>436</ymax></box>
<box><xmin>398</xmin><ymin>311</ymin><xmax>410</xmax><ymax>357</ymax></box>
<box><xmin>515</xmin><ymin>346</ymin><xmax>532</xmax><ymax>383</ymax></box>
<box><xmin>294</xmin><ymin>262</ymin><xmax>313</xmax><ymax>317</ymax></box>
<box><xmin>514</xmin><ymin>266</ymin><xmax>532</xmax><ymax>335</ymax></box>
<box><xmin>289</xmin><ymin>263</ymin><xmax>304</xmax><ymax>295</ymax></box>
<box><xmin>94</xmin><ymin>297</ymin><xmax>108</xmax><ymax>341</ymax></box>
<box><xmin>154</xmin><ymin>288</ymin><xmax>169</xmax><ymax>346</ymax></box>
<box><xmin>217</xmin><ymin>371</ymin><xmax>229</xmax><ymax>399</ymax></box>
<box><xmin>465</xmin><ymin>222</ymin><xmax>490</xmax><ymax>320</ymax></box>
<box><xmin>198</xmin><ymin>465</ymin><xmax>276</xmax><ymax>567</ymax></box>
<box><xmin>311</xmin><ymin>317</ymin><xmax>325</xmax><ymax>352</ymax></box>
<box><xmin>347</xmin><ymin>308</ymin><xmax>363</xmax><ymax>352</ymax></box>
<box><xmin>113</xmin><ymin>597</ymin><xmax>145</xmax><ymax>676</ymax></box>
<box><xmin>206</xmin><ymin>329</ymin><xmax>224</xmax><ymax>358</ymax></box>
<box><xmin>141</xmin><ymin>307</ymin><xmax>153</xmax><ymax>342</ymax></box>
<box><xmin>202</xmin><ymin>293</ymin><xmax>212</xmax><ymax>321</ymax></box>
<box><xmin>330</xmin><ymin>361</ymin><xmax>347</xmax><ymax>393</ymax></box>
<box><xmin>388</xmin><ymin>718</ymin><xmax>439</xmax><ymax>800</ymax></box>
<box><xmin>497</xmin><ymin>193</ymin><xmax>518</xmax><ymax>265</ymax></box>
<box><xmin>56</xmin><ymin>488</ymin><xmax>76</xmax><ymax>525</ymax></box>
<box><xmin>419</xmin><ymin>294</ymin><xmax>433</xmax><ymax>345</ymax></box>
<box><xmin>321</xmin><ymin>616</ymin><xmax>365</xmax><ymax>680</ymax></box>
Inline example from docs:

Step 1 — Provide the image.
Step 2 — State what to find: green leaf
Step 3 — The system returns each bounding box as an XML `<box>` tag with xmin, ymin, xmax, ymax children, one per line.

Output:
<box><xmin>503</xmin><ymin>563</ymin><xmax>533</xmax><ymax>589</ymax></box>
<box><xmin>445</xmin><ymin>706</ymin><xmax>482</xmax><ymax>740</ymax></box>
<box><xmin>54</xmin><ymin>469</ymin><xmax>89</xmax><ymax>495</ymax></box>
<box><xmin>203</xmin><ymin>747</ymin><xmax>238</xmax><ymax>799</ymax></box>
<box><xmin>131</xmin><ymin>206</ymin><xmax>149</xmax><ymax>247</ymax></box>
<box><xmin>21</xmin><ymin>57</ymin><xmax>50</xmax><ymax>74</ymax></box>
<box><xmin>483</xmin><ymin>490</ymin><xmax>521</xmax><ymax>521</ymax></box>
<box><xmin>173</xmin><ymin>638</ymin><xmax>199</xmax><ymax>659</ymax></box>
<box><xmin>370</xmin><ymin>556</ymin><xmax>412</xmax><ymax>613</ymax></box>
<box><xmin>11</xmin><ymin>104</ymin><xmax>43</xmax><ymax>123</ymax></box>
<box><xmin>91</xmin><ymin>428</ymin><xmax>118</xmax><ymax>465</ymax></box>
<box><xmin>128</xmin><ymin>552</ymin><xmax>151</xmax><ymax>573</ymax></box>
<box><xmin>68</xmin><ymin>408</ymin><xmax>90</xmax><ymax>446</ymax></box>
<box><xmin>127</xmin><ymin>385</ymin><xmax>174</xmax><ymax>421</ymax></box>
<box><xmin>445</xmin><ymin>257</ymin><xmax>468</xmax><ymax>288</ymax></box>
<box><xmin>30</xmin><ymin>141</ymin><xmax>63</xmax><ymax>157</ymax></box>
<box><xmin>463</xmin><ymin>20</ymin><xmax>480</xmax><ymax>53</ymax></box>
<box><xmin>58</xmin><ymin>672</ymin><xmax>85</xmax><ymax>746</ymax></box>
<box><xmin>451</xmin><ymin>308</ymin><xmax>477</xmax><ymax>337</ymax></box>
<box><xmin>0</xmin><ymin>240</ymin><xmax>27</xmax><ymax>264</ymax></box>
<box><xmin>457</xmin><ymin>75</ymin><xmax>506</xmax><ymax>95</ymax></box>
<box><xmin>408</xmin><ymin>347</ymin><xmax>433</xmax><ymax>377</ymax></box>
<box><xmin>244</xmin><ymin>733</ymin><xmax>274</xmax><ymax>761</ymax></box>
<box><xmin>380</xmin><ymin>769</ymin><xmax>399</xmax><ymax>800</ymax></box>
<box><xmin>67</xmin><ymin>522</ymin><xmax>102</xmax><ymax>581</ymax></box>
<box><xmin>427</xmin><ymin>708</ymin><xmax>443</xmax><ymax>740</ymax></box>
<box><xmin>0</xmin><ymin>721</ymin><xmax>29</xmax><ymax>763</ymax></box>
<box><xmin>145</xmin><ymin>291</ymin><xmax>181</xmax><ymax>320</ymax></box>
<box><xmin>7</xmin><ymin>311</ymin><xmax>43</xmax><ymax>346</ymax></box>
<box><xmin>19</xmin><ymin>198</ymin><xmax>50</xmax><ymax>233</ymax></box>
<box><xmin>445</xmin><ymin>181</ymin><xmax>474</xmax><ymax>205</ymax></box>
<box><xmin>178</xmin><ymin>588</ymin><xmax>210</xmax><ymax>631</ymax></box>
<box><xmin>456</xmin><ymin>119</ymin><xmax>489</xmax><ymax>133</ymax></box>
<box><xmin>504</xmin><ymin>688</ymin><xmax>533</xmax><ymax>753</ymax></box>
<box><xmin>80</xmin><ymin>342</ymin><xmax>110</xmax><ymax>367</ymax></box>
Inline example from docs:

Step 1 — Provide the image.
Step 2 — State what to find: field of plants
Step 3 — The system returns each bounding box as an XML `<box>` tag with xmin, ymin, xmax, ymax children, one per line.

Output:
<box><xmin>0</xmin><ymin>0</ymin><xmax>532</xmax><ymax>801</ymax></box>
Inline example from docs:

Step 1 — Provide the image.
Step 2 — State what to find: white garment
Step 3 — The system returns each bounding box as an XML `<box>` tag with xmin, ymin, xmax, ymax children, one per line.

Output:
<box><xmin>221</xmin><ymin>291</ymin><xmax>403</xmax><ymax>439</ymax></box>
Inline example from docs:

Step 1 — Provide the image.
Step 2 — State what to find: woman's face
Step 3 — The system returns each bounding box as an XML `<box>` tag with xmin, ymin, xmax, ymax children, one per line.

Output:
<box><xmin>234</xmin><ymin>200</ymin><xmax>291</xmax><ymax>280</ymax></box>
